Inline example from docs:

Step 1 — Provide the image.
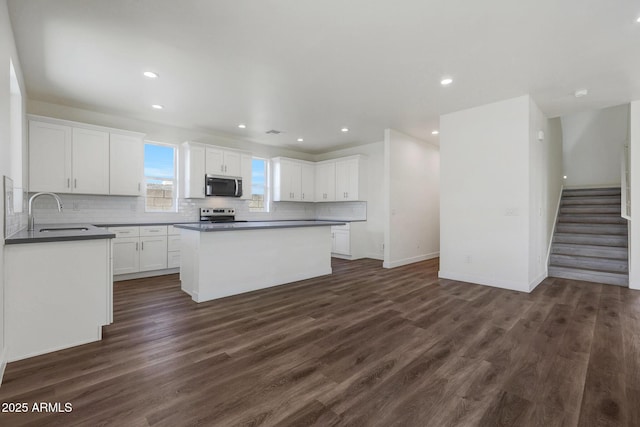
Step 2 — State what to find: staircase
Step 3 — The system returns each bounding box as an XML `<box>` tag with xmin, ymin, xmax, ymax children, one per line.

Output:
<box><xmin>548</xmin><ymin>187</ymin><xmax>629</xmax><ymax>286</ymax></box>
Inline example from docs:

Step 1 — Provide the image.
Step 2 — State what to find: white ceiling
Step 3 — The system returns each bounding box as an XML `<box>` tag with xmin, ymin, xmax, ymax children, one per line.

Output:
<box><xmin>7</xmin><ymin>0</ymin><xmax>640</xmax><ymax>153</ymax></box>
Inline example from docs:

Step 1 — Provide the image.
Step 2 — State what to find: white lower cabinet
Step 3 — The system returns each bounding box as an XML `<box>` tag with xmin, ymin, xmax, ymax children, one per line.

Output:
<box><xmin>331</xmin><ymin>224</ymin><xmax>351</xmax><ymax>256</ymax></box>
<box><xmin>110</xmin><ymin>225</ymin><xmax>173</xmax><ymax>277</ymax></box>
<box><xmin>167</xmin><ymin>225</ymin><xmax>181</xmax><ymax>268</ymax></box>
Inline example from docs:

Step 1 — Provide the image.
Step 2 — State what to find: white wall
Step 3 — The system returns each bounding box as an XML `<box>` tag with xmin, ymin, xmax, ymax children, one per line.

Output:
<box><xmin>0</xmin><ymin>0</ymin><xmax>27</xmax><ymax>379</ymax></box>
<box><xmin>383</xmin><ymin>129</ymin><xmax>439</xmax><ymax>268</ymax></box>
<box><xmin>440</xmin><ymin>95</ymin><xmax>531</xmax><ymax>291</ymax></box>
<box><xmin>315</xmin><ymin>141</ymin><xmax>384</xmax><ymax>259</ymax></box>
<box><xmin>561</xmin><ymin>104</ymin><xmax>629</xmax><ymax>188</ymax></box>
<box><xmin>629</xmin><ymin>100</ymin><xmax>640</xmax><ymax>290</ymax></box>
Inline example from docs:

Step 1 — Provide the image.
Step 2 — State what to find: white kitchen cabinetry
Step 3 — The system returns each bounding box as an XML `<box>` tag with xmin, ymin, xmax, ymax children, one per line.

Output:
<box><xmin>272</xmin><ymin>157</ymin><xmax>315</xmax><ymax>202</ymax></box>
<box><xmin>181</xmin><ymin>142</ymin><xmax>206</xmax><ymax>199</ymax></box>
<box><xmin>335</xmin><ymin>157</ymin><xmax>362</xmax><ymax>201</ymax></box>
<box><xmin>110</xmin><ymin>133</ymin><xmax>144</xmax><ymax>196</ymax></box>
<box><xmin>29</xmin><ymin>120</ymin><xmax>72</xmax><ymax>193</ymax></box>
<box><xmin>331</xmin><ymin>224</ymin><xmax>351</xmax><ymax>255</ymax></box>
<box><xmin>29</xmin><ymin>116</ymin><xmax>146</xmax><ymax>195</ymax></box>
<box><xmin>315</xmin><ymin>161</ymin><xmax>336</xmax><ymax>202</ymax></box>
<box><xmin>240</xmin><ymin>154</ymin><xmax>253</xmax><ymax>200</ymax></box>
<box><xmin>167</xmin><ymin>225</ymin><xmax>181</xmax><ymax>268</ymax></box>
<box><xmin>72</xmin><ymin>128</ymin><xmax>110</xmax><ymax>194</ymax></box>
<box><xmin>206</xmin><ymin>147</ymin><xmax>241</xmax><ymax>177</ymax></box>
<box><xmin>110</xmin><ymin>226</ymin><xmax>169</xmax><ymax>278</ymax></box>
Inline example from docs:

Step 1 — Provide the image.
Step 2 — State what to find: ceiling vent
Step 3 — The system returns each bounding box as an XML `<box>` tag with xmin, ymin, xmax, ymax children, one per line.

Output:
<box><xmin>266</xmin><ymin>129</ymin><xmax>283</xmax><ymax>135</ymax></box>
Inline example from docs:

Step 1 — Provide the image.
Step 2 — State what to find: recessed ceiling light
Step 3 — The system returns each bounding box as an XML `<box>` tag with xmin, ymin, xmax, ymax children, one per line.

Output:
<box><xmin>238</xmin><ymin>124</ymin><xmax>246</xmax><ymax>129</ymax></box>
<box><xmin>151</xmin><ymin>104</ymin><xmax>164</xmax><ymax>110</ymax></box>
<box><xmin>574</xmin><ymin>89</ymin><xmax>588</xmax><ymax>98</ymax></box>
<box><xmin>636</xmin><ymin>16</ymin><xmax>640</xmax><ymax>23</ymax></box>
<box><xmin>440</xmin><ymin>77</ymin><xmax>453</xmax><ymax>86</ymax></box>
<box><xmin>341</xmin><ymin>127</ymin><xmax>349</xmax><ymax>132</ymax></box>
<box><xmin>432</xmin><ymin>130</ymin><xmax>439</xmax><ymax>135</ymax></box>
<box><xmin>563</xmin><ymin>176</ymin><xmax>567</xmax><ymax>179</ymax></box>
<box><xmin>143</xmin><ymin>71</ymin><xmax>159</xmax><ymax>79</ymax></box>
<box><xmin>297</xmin><ymin>138</ymin><xmax>304</xmax><ymax>142</ymax></box>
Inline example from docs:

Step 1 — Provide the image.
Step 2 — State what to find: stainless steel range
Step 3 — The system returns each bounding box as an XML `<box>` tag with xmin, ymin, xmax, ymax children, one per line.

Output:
<box><xmin>199</xmin><ymin>208</ymin><xmax>247</xmax><ymax>223</ymax></box>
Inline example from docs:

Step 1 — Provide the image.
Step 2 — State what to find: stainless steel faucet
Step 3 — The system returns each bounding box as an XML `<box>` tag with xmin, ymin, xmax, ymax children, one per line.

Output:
<box><xmin>28</xmin><ymin>192</ymin><xmax>63</xmax><ymax>231</ymax></box>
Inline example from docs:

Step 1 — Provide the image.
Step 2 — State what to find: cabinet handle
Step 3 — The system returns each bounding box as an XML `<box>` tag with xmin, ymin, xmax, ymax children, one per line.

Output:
<box><xmin>74</xmin><ymin>179</ymin><xmax>77</xmax><ymax>188</ymax></box>
<box><xmin>138</xmin><ymin>183</ymin><xmax>141</xmax><ymax>192</ymax></box>
<box><xmin>202</xmin><ymin>186</ymin><xmax>205</xmax><ymax>196</ymax></box>
<box><xmin>221</xmin><ymin>165</ymin><xmax>224</xmax><ymax>172</ymax></box>
<box><xmin>141</xmin><ymin>242</ymin><xmax>144</xmax><ymax>250</ymax></box>
<box><xmin>225</xmin><ymin>165</ymin><xmax>227</xmax><ymax>172</ymax></box>
<box><xmin>302</xmin><ymin>193</ymin><xmax>305</xmax><ymax>200</ymax></box>
<box><xmin>135</xmin><ymin>242</ymin><xmax>138</xmax><ymax>251</ymax></box>
<box><xmin>67</xmin><ymin>178</ymin><xmax>70</xmax><ymax>188</ymax></box>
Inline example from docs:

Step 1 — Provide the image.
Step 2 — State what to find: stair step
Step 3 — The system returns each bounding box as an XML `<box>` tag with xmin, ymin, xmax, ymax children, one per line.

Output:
<box><xmin>560</xmin><ymin>206</ymin><xmax>621</xmax><ymax>215</ymax></box>
<box><xmin>561</xmin><ymin>196</ymin><xmax>621</xmax><ymax>206</ymax></box>
<box><xmin>557</xmin><ymin>215</ymin><xmax>627</xmax><ymax>225</ymax></box>
<box><xmin>554</xmin><ymin>233</ymin><xmax>627</xmax><ymax>247</ymax></box>
<box><xmin>555</xmin><ymin>223</ymin><xmax>627</xmax><ymax>235</ymax></box>
<box><xmin>551</xmin><ymin>243</ymin><xmax>628</xmax><ymax>260</ymax></box>
<box><xmin>550</xmin><ymin>254</ymin><xmax>628</xmax><ymax>274</ymax></box>
<box><xmin>563</xmin><ymin>188</ymin><xmax>621</xmax><ymax>197</ymax></box>
<box><xmin>548</xmin><ymin>266</ymin><xmax>628</xmax><ymax>287</ymax></box>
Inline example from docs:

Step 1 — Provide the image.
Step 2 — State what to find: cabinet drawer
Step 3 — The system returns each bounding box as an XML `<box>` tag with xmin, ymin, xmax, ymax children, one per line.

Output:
<box><xmin>168</xmin><ymin>235</ymin><xmax>181</xmax><ymax>251</ymax></box>
<box><xmin>331</xmin><ymin>223</ymin><xmax>350</xmax><ymax>231</ymax></box>
<box><xmin>109</xmin><ymin>226</ymin><xmax>140</xmax><ymax>238</ymax></box>
<box><xmin>168</xmin><ymin>225</ymin><xmax>182</xmax><ymax>236</ymax></box>
<box><xmin>168</xmin><ymin>251</ymin><xmax>180</xmax><ymax>269</ymax></box>
<box><xmin>140</xmin><ymin>225</ymin><xmax>168</xmax><ymax>237</ymax></box>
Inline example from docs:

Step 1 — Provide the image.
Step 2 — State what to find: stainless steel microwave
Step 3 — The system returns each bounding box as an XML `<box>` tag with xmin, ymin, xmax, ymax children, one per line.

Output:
<box><xmin>205</xmin><ymin>175</ymin><xmax>243</xmax><ymax>197</ymax></box>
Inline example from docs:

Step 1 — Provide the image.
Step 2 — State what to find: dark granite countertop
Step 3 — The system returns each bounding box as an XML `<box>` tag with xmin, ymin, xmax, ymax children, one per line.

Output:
<box><xmin>174</xmin><ymin>220</ymin><xmax>346</xmax><ymax>232</ymax></box>
<box><xmin>95</xmin><ymin>221</ymin><xmax>200</xmax><ymax>227</ymax></box>
<box><xmin>5</xmin><ymin>224</ymin><xmax>116</xmax><ymax>245</ymax></box>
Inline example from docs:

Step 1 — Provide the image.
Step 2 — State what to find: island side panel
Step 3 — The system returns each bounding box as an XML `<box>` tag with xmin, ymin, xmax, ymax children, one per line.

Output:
<box><xmin>5</xmin><ymin>239</ymin><xmax>111</xmax><ymax>362</ymax></box>
<box><xmin>180</xmin><ymin>228</ymin><xmax>200</xmax><ymax>299</ymax></box>
<box><xmin>183</xmin><ymin>226</ymin><xmax>333</xmax><ymax>302</ymax></box>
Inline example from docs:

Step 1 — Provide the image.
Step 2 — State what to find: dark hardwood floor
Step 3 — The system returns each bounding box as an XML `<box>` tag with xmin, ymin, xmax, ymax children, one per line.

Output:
<box><xmin>1</xmin><ymin>258</ymin><xmax>640</xmax><ymax>426</ymax></box>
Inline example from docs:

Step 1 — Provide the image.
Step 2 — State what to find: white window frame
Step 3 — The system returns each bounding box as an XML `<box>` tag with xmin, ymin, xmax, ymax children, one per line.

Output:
<box><xmin>249</xmin><ymin>157</ymin><xmax>270</xmax><ymax>213</ymax></box>
<box><xmin>144</xmin><ymin>141</ymin><xmax>178</xmax><ymax>213</ymax></box>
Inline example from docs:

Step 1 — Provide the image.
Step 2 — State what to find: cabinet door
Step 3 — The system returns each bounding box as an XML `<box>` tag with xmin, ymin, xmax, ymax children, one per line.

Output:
<box><xmin>168</xmin><ymin>251</ymin><xmax>181</xmax><ymax>269</ymax></box>
<box><xmin>333</xmin><ymin>230</ymin><xmax>351</xmax><ymax>255</ymax></box>
<box><xmin>288</xmin><ymin>161</ymin><xmax>302</xmax><ymax>201</ymax></box>
<box><xmin>315</xmin><ymin>162</ymin><xmax>336</xmax><ymax>202</ymax></box>
<box><xmin>300</xmin><ymin>163</ymin><xmax>315</xmax><ymax>202</ymax></box>
<box><xmin>139</xmin><ymin>236</ymin><xmax>168</xmax><ymax>272</ymax></box>
<box><xmin>72</xmin><ymin>128</ymin><xmax>110</xmax><ymax>194</ymax></box>
<box><xmin>183</xmin><ymin>143</ymin><xmax>205</xmax><ymax>198</ymax></box>
<box><xmin>335</xmin><ymin>158</ymin><xmax>359</xmax><ymax>201</ymax></box>
<box><xmin>29</xmin><ymin>121</ymin><xmax>72</xmax><ymax>193</ymax></box>
<box><xmin>240</xmin><ymin>154</ymin><xmax>252</xmax><ymax>200</ymax></box>
<box><xmin>110</xmin><ymin>134</ymin><xmax>143</xmax><ymax>196</ymax></box>
<box><xmin>224</xmin><ymin>151</ymin><xmax>241</xmax><ymax>177</ymax></box>
<box><xmin>205</xmin><ymin>147</ymin><xmax>225</xmax><ymax>175</ymax></box>
<box><xmin>112</xmin><ymin>237</ymin><xmax>140</xmax><ymax>275</ymax></box>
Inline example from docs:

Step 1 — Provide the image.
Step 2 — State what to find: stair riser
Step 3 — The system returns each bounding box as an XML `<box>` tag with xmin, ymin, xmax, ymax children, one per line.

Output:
<box><xmin>562</xmin><ymin>197</ymin><xmax>621</xmax><ymax>206</ymax></box>
<box><xmin>563</xmin><ymin>189</ymin><xmax>621</xmax><ymax>197</ymax></box>
<box><xmin>555</xmin><ymin>224</ymin><xmax>627</xmax><ymax>235</ymax></box>
<box><xmin>550</xmin><ymin>255</ymin><xmax>628</xmax><ymax>273</ymax></box>
<box><xmin>557</xmin><ymin>215</ymin><xmax>627</xmax><ymax>225</ymax></box>
<box><xmin>554</xmin><ymin>234</ymin><xmax>627</xmax><ymax>247</ymax></box>
<box><xmin>560</xmin><ymin>207</ymin><xmax>620</xmax><ymax>214</ymax></box>
<box><xmin>551</xmin><ymin>245</ymin><xmax>628</xmax><ymax>260</ymax></box>
<box><xmin>548</xmin><ymin>267</ymin><xmax>628</xmax><ymax>287</ymax></box>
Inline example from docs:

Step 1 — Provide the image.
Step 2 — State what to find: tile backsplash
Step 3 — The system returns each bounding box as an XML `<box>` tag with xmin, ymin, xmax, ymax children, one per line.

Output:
<box><xmin>26</xmin><ymin>193</ymin><xmax>367</xmax><ymax>225</ymax></box>
<box><xmin>4</xmin><ymin>176</ymin><xmax>26</xmax><ymax>238</ymax></box>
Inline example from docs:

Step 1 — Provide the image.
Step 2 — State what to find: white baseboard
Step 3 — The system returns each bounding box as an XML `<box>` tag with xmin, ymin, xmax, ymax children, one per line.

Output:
<box><xmin>438</xmin><ymin>270</ymin><xmax>530</xmax><ymax>293</ymax></box>
<box><xmin>8</xmin><ymin>335</ymin><xmax>100</xmax><ymax>363</ymax></box>
<box><xmin>114</xmin><ymin>268</ymin><xmax>179</xmax><ymax>282</ymax></box>
<box><xmin>529</xmin><ymin>271</ymin><xmax>548</xmax><ymax>292</ymax></box>
<box><xmin>0</xmin><ymin>347</ymin><xmax>7</xmax><ymax>387</ymax></box>
<box><xmin>365</xmin><ymin>253</ymin><xmax>384</xmax><ymax>261</ymax></box>
<box><xmin>383</xmin><ymin>252</ymin><xmax>439</xmax><ymax>269</ymax></box>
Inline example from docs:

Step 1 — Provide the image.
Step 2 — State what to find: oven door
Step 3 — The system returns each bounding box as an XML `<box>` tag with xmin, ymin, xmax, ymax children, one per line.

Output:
<box><xmin>205</xmin><ymin>175</ymin><xmax>242</xmax><ymax>197</ymax></box>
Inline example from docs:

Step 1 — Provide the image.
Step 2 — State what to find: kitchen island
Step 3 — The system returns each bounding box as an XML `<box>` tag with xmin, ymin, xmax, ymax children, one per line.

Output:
<box><xmin>174</xmin><ymin>221</ymin><xmax>345</xmax><ymax>302</ymax></box>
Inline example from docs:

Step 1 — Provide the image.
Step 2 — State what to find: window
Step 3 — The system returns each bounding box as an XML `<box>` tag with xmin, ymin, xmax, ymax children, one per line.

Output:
<box><xmin>144</xmin><ymin>142</ymin><xmax>177</xmax><ymax>212</ymax></box>
<box><xmin>249</xmin><ymin>157</ymin><xmax>269</xmax><ymax>212</ymax></box>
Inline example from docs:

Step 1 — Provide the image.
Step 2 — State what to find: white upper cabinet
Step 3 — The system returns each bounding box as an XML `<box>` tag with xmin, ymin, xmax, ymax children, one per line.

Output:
<box><xmin>300</xmin><ymin>163</ymin><xmax>315</xmax><ymax>202</ymax></box>
<box><xmin>181</xmin><ymin>142</ymin><xmax>206</xmax><ymax>199</ymax></box>
<box><xmin>315</xmin><ymin>161</ymin><xmax>336</xmax><ymax>202</ymax></box>
<box><xmin>109</xmin><ymin>134</ymin><xmax>143</xmax><ymax>196</ymax></box>
<box><xmin>29</xmin><ymin>120</ymin><xmax>72</xmax><ymax>193</ymax></box>
<box><xmin>240</xmin><ymin>154</ymin><xmax>252</xmax><ymax>200</ymax></box>
<box><xmin>205</xmin><ymin>147</ymin><xmax>241</xmax><ymax>177</ymax></box>
<box><xmin>29</xmin><ymin>117</ymin><xmax>145</xmax><ymax>196</ymax></box>
<box><xmin>335</xmin><ymin>157</ymin><xmax>363</xmax><ymax>201</ymax></box>
<box><xmin>273</xmin><ymin>157</ymin><xmax>307</xmax><ymax>201</ymax></box>
<box><xmin>72</xmin><ymin>128</ymin><xmax>110</xmax><ymax>194</ymax></box>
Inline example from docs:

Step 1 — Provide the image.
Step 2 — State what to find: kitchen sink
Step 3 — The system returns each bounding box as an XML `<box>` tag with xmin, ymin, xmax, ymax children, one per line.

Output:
<box><xmin>39</xmin><ymin>227</ymin><xmax>89</xmax><ymax>232</ymax></box>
